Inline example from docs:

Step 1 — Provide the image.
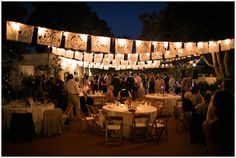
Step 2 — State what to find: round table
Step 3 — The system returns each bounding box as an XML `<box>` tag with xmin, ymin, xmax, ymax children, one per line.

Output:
<box><xmin>99</xmin><ymin>103</ymin><xmax>157</xmax><ymax>138</ymax></box>
<box><xmin>145</xmin><ymin>93</ymin><xmax>181</xmax><ymax>115</ymax></box>
<box><xmin>2</xmin><ymin>102</ymin><xmax>55</xmax><ymax>134</ymax></box>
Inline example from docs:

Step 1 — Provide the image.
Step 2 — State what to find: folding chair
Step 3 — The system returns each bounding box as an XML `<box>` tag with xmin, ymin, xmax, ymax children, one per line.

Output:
<box><xmin>105</xmin><ymin>116</ymin><xmax>123</xmax><ymax>146</ymax></box>
<box><xmin>148</xmin><ymin>114</ymin><xmax>169</xmax><ymax>143</ymax></box>
<box><xmin>130</xmin><ymin>113</ymin><xmax>150</xmax><ymax>142</ymax></box>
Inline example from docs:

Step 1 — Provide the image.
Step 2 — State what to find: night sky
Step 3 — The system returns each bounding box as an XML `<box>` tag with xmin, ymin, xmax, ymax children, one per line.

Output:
<box><xmin>87</xmin><ymin>2</ymin><xmax>167</xmax><ymax>39</ymax></box>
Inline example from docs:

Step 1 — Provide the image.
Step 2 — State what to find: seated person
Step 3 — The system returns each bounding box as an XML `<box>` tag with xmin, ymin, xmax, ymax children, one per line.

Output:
<box><xmin>195</xmin><ymin>90</ymin><xmax>212</xmax><ymax>117</ymax></box>
<box><xmin>181</xmin><ymin>91</ymin><xmax>194</xmax><ymax>129</ymax></box>
<box><xmin>203</xmin><ymin>90</ymin><xmax>234</xmax><ymax>155</ymax></box>
<box><xmin>104</xmin><ymin>85</ymin><xmax>115</xmax><ymax>103</ymax></box>
<box><xmin>191</xmin><ymin>86</ymin><xmax>204</xmax><ymax>107</ymax></box>
<box><xmin>117</xmin><ymin>84</ymin><xmax>132</xmax><ymax>103</ymax></box>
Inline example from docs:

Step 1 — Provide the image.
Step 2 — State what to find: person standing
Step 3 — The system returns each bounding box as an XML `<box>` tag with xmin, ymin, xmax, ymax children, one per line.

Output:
<box><xmin>64</xmin><ymin>74</ymin><xmax>81</xmax><ymax>121</ymax></box>
<box><xmin>169</xmin><ymin>73</ymin><xmax>176</xmax><ymax>94</ymax></box>
<box><xmin>155</xmin><ymin>74</ymin><xmax>166</xmax><ymax>93</ymax></box>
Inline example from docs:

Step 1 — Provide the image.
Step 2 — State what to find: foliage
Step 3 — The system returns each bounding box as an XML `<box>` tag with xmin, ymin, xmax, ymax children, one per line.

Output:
<box><xmin>50</xmin><ymin>55</ymin><xmax>62</xmax><ymax>76</ymax></box>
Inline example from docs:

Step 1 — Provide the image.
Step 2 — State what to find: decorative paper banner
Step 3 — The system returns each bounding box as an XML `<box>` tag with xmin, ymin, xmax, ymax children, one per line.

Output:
<box><xmin>169</xmin><ymin>42</ymin><xmax>182</xmax><ymax>51</ymax></box>
<box><xmin>84</xmin><ymin>52</ymin><xmax>93</xmax><ymax>62</ymax></box>
<box><xmin>91</xmin><ymin>35</ymin><xmax>111</xmax><ymax>53</ymax></box>
<box><xmin>115</xmin><ymin>54</ymin><xmax>124</xmax><ymax>61</ymax></box>
<box><xmin>83</xmin><ymin>61</ymin><xmax>89</xmax><ymax>67</ymax></box>
<box><xmin>6</xmin><ymin>21</ymin><xmax>34</xmax><ymax>44</ymax></box>
<box><xmin>88</xmin><ymin>63</ymin><xmax>94</xmax><ymax>68</ymax></box>
<box><xmin>136</xmin><ymin>40</ymin><xmax>151</xmax><ymax>54</ymax></box>
<box><xmin>153</xmin><ymin>41</ymin><xmax>168</xmax><ymax>53</ymax></box>
<box><xmin>102</xmin><ymin>59</ymin><xmax>111</xmax><ymax>65</ymax></box>
<box><xmin>94</xmin><ymin>53</ymin><xmax>103</xmax><ymax>63</ymax></box>
<box><xmin>115</xmin><ymin>65</ymin><xmax>121</xmax><ymax>71</ymax></box>
<box><xmin>209</xmin><ymin>41</ymin><xmax>219</xmax><ymax>53</ymax></box>
<box><xmin>74</xmin><ymin>51</ymin><xmax>84</xmax><ymax>61</ymax></box>
<box><xmin>64</xmin><ymin>50</ymin><xmax>74</xmax><ymax>59</ymax></box>
<box><xmin>37</xmin><ymin>27</ymin><xmax>63</xmax><ymax>47</ymax></box>
<box><xmin>138</xmin><ymin>61</ymin><xmax>145</xmax><ymax>69</ymax></box>
<box><xmin>177</xmin><ymin>49</ymin><xmax>184</xmax><ymax>57</ymax></box>
<box><xmin>64</xmin><ymin>31</ymin><xmax>88</xmax><ymax>51</ymax></box>
<box><xmin>115</xmin><ymin>38</ymin><xmax>133</xmax><ymax>54</ymax></box>
<box><xmin>139</xmin><ymin>53</ymin><xmax>150</xmax><ymax>61</ymax></box>
<box><xmin>129</xmin><ymin>61</ymin><xmax>137</xmax><ymax>66</ymax></box>
<box><xmin>184</xmin><ymin>42</ymin><xmax>197</xmax><ymax>55</ymax></box>
<box><xmin>165</xmin><ymin>51</ymin><xmax>176</xmax><ymax>59</ymax></box>
<box><xmin>128</xmin><ymin>54</ymin><xmax>138</xmax><ymax>62</ymax></box>
<box><xmin>103</xmin><ymin>54</ymin><xmax>113</xmax><ymax>62</ymax></box>
<box><xmin>197</xmin><ymin>42</ymin><xmax>209</xmax><ymax>55</ymax></box>
<box><xmin>151</xmin><ymin>51</ymin><xmax>163</xmax><ymax>60</ymax></box>
<box><xmin>220</xmin><ymin>39</ymin><xmax>234</xmax><ymax>51</ymax></box>
<box><xmin>52</xmin><ymin>47</ymin><xmax>66</xmax><ymax>56</ymax></box>
<box><xmin>113</xmin><ymin>60</ymin><xmax>121</xmax><ymax>65</ymax></box>
<box><xmin>121</xmin><ymin>60</ymin><xmax>128</xmax><ymax>66</ymax></box>
<box><xmin>153</xmin><ymin>60</ymin><xmax>161</xmax><ymax>68</ymax></box>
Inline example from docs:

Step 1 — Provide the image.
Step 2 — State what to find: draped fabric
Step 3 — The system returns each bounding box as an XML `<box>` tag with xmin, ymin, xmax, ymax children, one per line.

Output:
<box><xmin>184</xmin><ymin>42</ymin><xmax>197</xmax><ymax>56</ymax></box>
<box><xmin>197</xmin><ymin>42</ymin><xmax>209</xmax><ymax>55</ymax></box>
<box><xmin>153</xmin><ymin>41</ymin><xmax>168</xmax><ymax>54</ymax></box>
<box><xmin>115</xmin><ymin>38</ymin><xmax>133</xmax><ymax>54</ymax></box>
<box><xmin>37</xmin><ymin>27</ymin><xmax>63</xmax><ymax>47</ymax></box>
<box><xmin>91</xmin><ymin>35</ymin><xmax>111</xmax><ymax>53</ymax></box>
<box><xmin>94</xmin><ymin>53</ymin><xmax>103</xmax><ymax>63</ymax></box>
<box><xmin>151</xmin><ymin>51</ymin><xmax>163</xmax><ymax>60</ymax></box>
<box><xmin>220</xmin><ymin>39</ymin><xmax>234</xmax><ymax>51</ymax></box>
<box><xmin>209</xmin><ymin>41</ymin><xmax>219</xmax><ymax>53</ymax></box>
<box><xmin>136</xmin><ymin>40</ymin><xmax>151</xmax><ymax>54</ymax></box>
<box><xmin>64</xmin><ymin>32</ymin><xmax>87</xmax><ymax>51</ymax></box>
<box><xmin>128</xmin><ymin>54</ymin><xmax>138</xmax><ymax>62</ymax></box>
<box><xmin>139</xmin><ymin>53</ymin><xmax>150</xmax><ymax>61</ymax></box>
<box><xmin>6</xmin><ymin>21</ymin><xmax>34</xmax><ymax>44</ymax></box>
<box><xmin>74</xmin><ymin>51</ymin><xmax>84</xmax><ymax>61</ymax></box>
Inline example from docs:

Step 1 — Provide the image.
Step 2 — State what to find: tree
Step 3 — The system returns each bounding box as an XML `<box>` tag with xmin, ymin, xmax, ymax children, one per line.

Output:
<box><xmin>139</xmin><ymin>2</ymin><xmax>234</xmax><ymax>80</ymax></box>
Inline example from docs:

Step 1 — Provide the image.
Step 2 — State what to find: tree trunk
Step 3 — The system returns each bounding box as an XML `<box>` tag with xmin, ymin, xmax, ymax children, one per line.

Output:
<box><xmin>224</xmin><ymin>50</ymin><xmax>230</xmax><ymax>77</ymax></box>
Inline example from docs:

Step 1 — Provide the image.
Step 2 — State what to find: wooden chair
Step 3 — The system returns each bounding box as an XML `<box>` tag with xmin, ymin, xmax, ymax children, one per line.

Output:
<box><xmin>105</xmin><ymin>115</ymin><xmax>123</xmax><ymax>146</ymax></box>
<box><xmin>130</xmin><ymin>113</ymin><xmax>150</xmax><ymax>142</ymax></box>
<box><xmin>148</xmin><ymin>114</ymin><xmax>169</xmax><ymax>143</ymax></box>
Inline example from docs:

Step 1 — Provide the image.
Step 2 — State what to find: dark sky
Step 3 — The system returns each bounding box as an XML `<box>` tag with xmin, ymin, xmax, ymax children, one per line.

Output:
<box><xmin>87</xmin><ymin>2</ymin><xmax>167</xmax><ymax>39</ymax></box>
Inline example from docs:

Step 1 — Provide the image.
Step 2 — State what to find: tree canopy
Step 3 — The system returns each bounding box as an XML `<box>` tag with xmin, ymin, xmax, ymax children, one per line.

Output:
<box><xmin>139</xmin><ymin>2</ymin><xmax>234</xmax><ymax>41</ymax></box>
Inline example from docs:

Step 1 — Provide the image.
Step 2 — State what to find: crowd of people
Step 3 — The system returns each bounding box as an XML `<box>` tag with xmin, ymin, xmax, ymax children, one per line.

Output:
<box><xmin>16</xmin><ymin>71</ymin><xmax>234</xmax><ymax>156</ymax></box>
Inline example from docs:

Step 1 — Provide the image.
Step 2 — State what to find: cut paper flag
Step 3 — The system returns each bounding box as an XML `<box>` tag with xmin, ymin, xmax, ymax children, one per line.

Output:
<box><xmin>64</xmin><ymin>31</ymin><xmax>88</xmax><ymax>51</ymax></box>
<box><xmin>37</xmin><ymin>27</ymin><xmax>63</xmax><ymax>47</ymax></box>
<box><xmin>136</xmin><ymin>40</ymin><xmax>151</xmax><ymax>54</ymax></box>
<box><xmin>6</xmin><ymin>21</ymin><xmax>34</xmax><ymax>44</ymax></box>
<box><xmin>115</xmin><ymin>38</ymin><xmax>133</xmax><ymax>54</ymax></box>
<box><xmin>91</xmin><ymin>35</ymin><xmax>111</xmax><ymax>53</ymax></box>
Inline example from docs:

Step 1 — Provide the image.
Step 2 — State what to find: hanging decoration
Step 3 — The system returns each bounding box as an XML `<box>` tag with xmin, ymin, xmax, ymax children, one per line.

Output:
<box><xmin>37</xmin><ymin>27</ymin><xmax>63</xmax><ymax>47</ymax></box>
<box><xmin>153</xmin><ymin>41</ymin><xmax>168</xmax><ymax>53</ymax></box>
<box><xmin>52</xmin><ymin>47</ymin><xmax>65</xmax><ymax>56</ymax></box>
<box><xmin>91</xmin><ymin>35</ymin><xmax>111</xmax><ymax>53</ymax></box>
<box><xmin>115</xmin><ymin>53</ymin><xmax>124</xmax><ymax>62</ymax></box>
<box><xmin>139</xmin><ymin>53</ymin><xmax>150</xmax><ymax>61</ymax></box>
<box><xmin>84</xmin><ymin>52</ymin><xmax>93</xmax><ymax>62</ymax></box>
<box><xmin>169</xmin><ymin>42</ymin><xmax>182</xmax><ymax>55</ymax></box>
<box><xmin>209</xmin><ymin>41</ymin><xmax>220</xmax><ymax>53</ymax></box>
<box><xmin>136</xmin><ymin>40</ymin><xmax>151</xmax><ymax>54</ymax></box>
<box><xmin>64</xmin><ymin>50</ymin><xmax>74</xmax><ymax>59</ymax></box>
<box><xmin>220</xmin><ymin>38</ymin><xmax>234</xmax><ymax>51</ymax></box>
<box><xmin>128</xmin><ymin>54</ymin><xmax>138</xmax><ymax>62</ymax></box>
<box><xmin>6</xmin><ymin>21</ymin><xmax>34</xmax><ymax>44</ymax></box>
<box><xmin>94</xmin><ymin>53</ymin><xmax>103</xmax><ymax>63</ymax></box>
<box><xmin>184</xmin><ymin>42</ymin><xmax>197</xmax><ymax>56</ymax></box>
<box><xmin>115</xmin><ymin>38</ymin><xmax>133</xmax><ymax>54</ymax></box>
<box><xmin>64</xmin><ymin>31</ymin><xmax>88</xmax><ymax>51</ymax></box>
<box><xmin>197</xmin><ymin>42</ymin><xmax>209</xmax><ymax>55</ymax></box>
<box><xmin>151</xmin><ymin>51</ymin><xmax>163</xmax><ymax>60</ymax></box>
<box><xmin>74</xmin><ymin>51</ymin><xmax>84</xmax><ymax>61</ymax></box>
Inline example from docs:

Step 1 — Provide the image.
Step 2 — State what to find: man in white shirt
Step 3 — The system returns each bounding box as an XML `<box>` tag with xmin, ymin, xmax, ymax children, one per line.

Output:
<box><xmin>169</xmin><ymin>74</ymin><xmax>176</xmax><ymax>94</ymax></box>
<box><xmin>155</xmin><ymin>74</ymin><xmax>166</xmax><ymax>93</ymax></box>
<box><xmin>64</xmin><ymin>74</ymin><xmax>81</xmax><ymax>120</ymax></box>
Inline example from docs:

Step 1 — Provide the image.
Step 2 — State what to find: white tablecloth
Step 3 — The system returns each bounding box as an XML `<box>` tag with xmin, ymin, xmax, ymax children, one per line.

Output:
<box><xmin>99</xmin><ymin>103</ymin><xmax>157</xmax><ymax>138</ymax></box>
<box><xmin>2</xmin><ymin>102</ymin><xmax>55</xmax><ymax>134</ymax></box>
<box><xmin>145</xmin><ymin>93</ymin><xmax>181</xmax><ymax>115</ymax></box>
